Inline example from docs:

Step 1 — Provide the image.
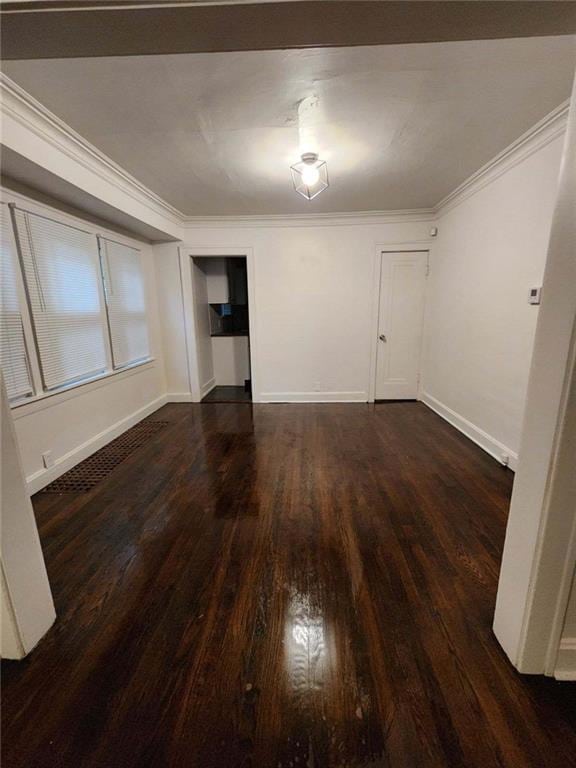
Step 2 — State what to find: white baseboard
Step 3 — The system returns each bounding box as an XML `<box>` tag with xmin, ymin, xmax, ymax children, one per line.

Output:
<box><xmin>420</xmin><ymin>392</ymin><xmax>518</xmax><ymax>470</ymax></box>
<box><xmin>166</xmin><ymin>392</ymin><xmax>195</xmax><ymax>402</ymax></box>
<box><xmin>26</xmin><ymin>394</ymin><xmax>168</xmax><ymax>494</ymax></box>
<box><xmin>259</xmin><ymin>391</ymin><xmax>368</xmax><ymax>403</ymax></box>
<box><xmin>554</xmin><ymin>638</ymin><xmax>576</xmax><ymax>681</ymax></box>
<box><xmin>200</xmin><ymin>378</ymin><xmax>216</xmax><ymax>398</ymax></box>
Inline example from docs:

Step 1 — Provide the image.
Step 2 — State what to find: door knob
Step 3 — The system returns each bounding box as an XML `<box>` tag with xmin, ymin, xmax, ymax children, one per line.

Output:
<box><xmin>379</xmin><ymin>334</ymin><xmax>387</xmax><ymax>342</ymax></box>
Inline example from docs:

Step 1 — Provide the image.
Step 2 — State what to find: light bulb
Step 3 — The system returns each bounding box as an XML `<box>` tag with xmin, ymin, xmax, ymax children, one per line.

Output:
<box><xmin>301</xmin><ymin>164</ymin><xmax>320</xmax><ymax>186</ymax></box>
<box><xmin>291</xmin><ymin>152</ymin><xmax>328</xmax><ymax>199</ymax></box>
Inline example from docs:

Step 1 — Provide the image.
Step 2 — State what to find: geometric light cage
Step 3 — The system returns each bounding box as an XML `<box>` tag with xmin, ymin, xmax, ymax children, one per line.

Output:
<box><xmin>290</xmin><ymin>152</ymin><xmax>329</xmax><ymax>200</ymax></box>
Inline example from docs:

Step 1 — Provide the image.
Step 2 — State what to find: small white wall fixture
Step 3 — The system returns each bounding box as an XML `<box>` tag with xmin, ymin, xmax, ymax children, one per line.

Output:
<box><xmin>1</xmin><ymin>374</ymin><xmax>56</xmax><ymax>658</ymax></box>
<box><xmin>493</xmin><ymin>74</ymin><xmax>576</xmax><ymax>679</ymax></box>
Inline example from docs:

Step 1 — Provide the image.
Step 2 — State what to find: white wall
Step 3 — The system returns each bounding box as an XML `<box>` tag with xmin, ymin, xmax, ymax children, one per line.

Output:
<box><xmin>14</xmin><ymin>363</ymin><xmax>166</xmax><ymax>493</ymax></box>
<box><xmin>154</xmin><ymin>243</ymin><xmax>191</xmax><ymax>398</ymax></box>
<box><xmin>176</xmin><ymin>218</ymin><xmax>433</xmax><ymax>402</ymax></box>
<box><xmin>254</xmin><ymin>229</ymin><xmax>373</xmax><ymax>400</ymax></box>
<box><xmin>4</xmin><ymin>191</ymin><xmax>168</xmax><ymax>492</ymax></box>
<box><xmin>421</xmin><ymin>133</ymin><xmax>565</xmax><ymax>468</ymax></box>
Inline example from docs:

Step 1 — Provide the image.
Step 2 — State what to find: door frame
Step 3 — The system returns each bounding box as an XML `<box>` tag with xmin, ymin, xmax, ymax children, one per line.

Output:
<box><xmin>179</xmin><ymin>245</ymin><xmax>259</xmax><ymax>402</ymax></box>
<box><xmin>368</xmin><ymin>245</ymin><xmax>431</xmax><ymax>403</ymax></box>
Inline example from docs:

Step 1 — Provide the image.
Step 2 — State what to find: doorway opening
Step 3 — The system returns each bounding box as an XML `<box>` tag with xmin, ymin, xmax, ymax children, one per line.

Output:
<box><xmin>374</xmin><ymin>250</ymin><xmax>428</xmax><ymax>402</ymax></box>
<box><xmin>191</xmin><ymin>256</ymin><xmax>252</xmax><ymax>403</ymax></box>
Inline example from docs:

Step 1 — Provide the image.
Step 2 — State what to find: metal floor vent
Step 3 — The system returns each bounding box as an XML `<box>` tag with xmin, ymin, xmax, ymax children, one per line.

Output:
<box><xmin>40</xmin><ymin>420</ymin><xmax>169</xmax><ymax>494</ymax></box>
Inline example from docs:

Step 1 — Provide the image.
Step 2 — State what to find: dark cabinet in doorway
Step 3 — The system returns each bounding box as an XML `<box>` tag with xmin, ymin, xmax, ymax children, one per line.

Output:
<box><xmin>227</xmin><ymin>258</ymin><xmax>248</xmax><ymax>305</ymax></box>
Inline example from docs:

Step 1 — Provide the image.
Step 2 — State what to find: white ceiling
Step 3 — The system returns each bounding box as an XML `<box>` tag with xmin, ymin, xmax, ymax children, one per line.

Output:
<box><xmin>3</xmin><ymin>36</ymin><xmax>575</xmax><ymax>216</ymax></box>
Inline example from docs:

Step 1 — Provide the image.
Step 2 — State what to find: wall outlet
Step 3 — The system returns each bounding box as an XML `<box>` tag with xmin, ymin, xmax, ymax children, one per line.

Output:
<box><xmin>501</xmin><ymin>454</ymin><xmax>510</xmax><ymax>468</ymax></box>
<box><xmin>42</xmin><ymin>451</ymin><xmax>54</xmax><ymax>469</ymax></box>
<box><xmin>313</xmin><ymin>381</ymin><xmax>321</xmax><ymax>391</ymax></box>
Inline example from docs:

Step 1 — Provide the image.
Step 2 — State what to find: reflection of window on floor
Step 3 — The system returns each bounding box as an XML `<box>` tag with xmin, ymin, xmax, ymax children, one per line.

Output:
<box><xmin>284</xmin><ymin>588</ymin><xmax>329</xmax><ymax>699</ymax></box>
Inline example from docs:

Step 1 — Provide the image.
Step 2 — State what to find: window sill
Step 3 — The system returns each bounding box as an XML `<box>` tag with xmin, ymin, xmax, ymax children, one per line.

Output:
<box><xmin>11</xmin><ymin>358</ymin><xmax>156</xmax><ymax>420</ymax></box>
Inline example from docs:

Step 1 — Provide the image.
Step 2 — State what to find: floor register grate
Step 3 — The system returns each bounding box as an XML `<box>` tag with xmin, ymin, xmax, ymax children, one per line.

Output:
<box><xmin>40</xmin><ymin>420</ymin><xmax>169</xmax><ymax>494</ymax></box>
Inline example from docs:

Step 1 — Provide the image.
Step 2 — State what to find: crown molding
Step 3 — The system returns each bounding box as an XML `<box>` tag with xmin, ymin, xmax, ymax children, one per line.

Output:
<box><xmin>1</xmin><ymin>0</ymin><xmax>288</xmax><ymax>10</ymax></box>
<box><xmin>435</xmin><ymin>99</ymin><xmax>570</xmax><ymax>216</ymax></box>
<box><xmin>179</xmin><ymin>208</ymin><xmax>437</xmax><ymax>229</ymax></box>
<box><xmin>0</xmin><ymin>73</ymin><xmax>183</xmax><ymax>228</ymax></box>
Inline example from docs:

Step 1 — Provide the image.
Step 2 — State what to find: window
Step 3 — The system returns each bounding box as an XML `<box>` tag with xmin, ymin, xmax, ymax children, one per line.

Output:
<box><xmin>1</xmin><ymin>201</ymin><xmax>153</xmax><ymax>406</ymax></box>
<box><xmin>99</xmin><ymin>237</ymin><xmax>150</xmax><ymax>369</ymax></box>
<box><xmin>0</xmin><ymin>206</ymin><xmax>33</xmax><ymax>402</ymax></box>
<box><xmin>15</xmin><ymin>209</ymin><xmax>109</xmax><ymax>391</ymax></box>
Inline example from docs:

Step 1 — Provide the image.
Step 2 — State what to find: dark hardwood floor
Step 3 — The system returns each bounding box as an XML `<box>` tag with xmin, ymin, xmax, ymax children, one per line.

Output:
<box><xmin>3</xmin><ymin>403</ymin><xmax>575</xmax><ymax>768</ymax></box>
<box><xmin>202</xmin><ymin>385</ymin><xmax>252</xmax><ymax>403</ymax></box>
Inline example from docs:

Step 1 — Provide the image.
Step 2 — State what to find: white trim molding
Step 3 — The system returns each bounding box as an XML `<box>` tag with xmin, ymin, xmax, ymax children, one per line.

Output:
<box><xmin>554</xmin><ymin>638</ymin><xmax>576</xmax><ymax>681</ymax></box>
<box><xmin>436</xmin><ymin>100</ymin><xmax>570</xmax><ymax>216</ymax></box>
<box><xmin>1</xmin><ymin>0</ymin><xmax>352</xmax><ymax>12</ymax></box>
<box><xmin>166</xmin><ymin>392</ymin><xmax>194</xmax><ymax>402</ymax></box>
<box><xmin>259</xmin><ymin>391</ymin><xmax>368</xmax><ymax>403</ymax></box>
<box><xmin>163</xmin><ymin>390</ymin><xmax>216</xmax><ymax>402</ymax></box>
<box><xmin>421</xmin><ymin>392</ymin><xmax>518</xmax><ymax>471</ymax></box>
<box><xmin>180</xmin><ymin>209</ymin><xmax>436</xmax><ymax>229</ymax></box>
<box><xmin>200</xmin><ymin>377</ymin><xmax>216</xmax><ymax>399</ymax></box>
<box><xmin>25</xmin><ymin>394</ymin><xmax>168</xmax><ymax>494</ymax></box>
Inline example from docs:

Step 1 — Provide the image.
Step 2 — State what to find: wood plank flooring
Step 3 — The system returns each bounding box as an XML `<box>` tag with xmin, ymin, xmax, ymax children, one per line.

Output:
<box><xmin>3</xmin><ymin>402</ymin><xmax>575</xmax><ymax>768</ymax></box>
<box><xmin>202</xmin><ymin>385</ymin><xmax>252</xmax><ymax>403</ymax></box>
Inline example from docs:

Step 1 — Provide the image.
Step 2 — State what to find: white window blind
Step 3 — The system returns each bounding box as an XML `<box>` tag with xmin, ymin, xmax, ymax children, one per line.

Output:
<box><xmin>99</xmin><ymin>237</ymin><xmax>150</xmax><ymax>369</ymax></box>
<box><xmin>15</xmin><ymin>209</ymin><xmax>109</xmax><ymax>391</ymax></box>
<box><xmin>0</xmin><ymin>206</ymin><xmax>33</xmax><ymax>402</ymax></box>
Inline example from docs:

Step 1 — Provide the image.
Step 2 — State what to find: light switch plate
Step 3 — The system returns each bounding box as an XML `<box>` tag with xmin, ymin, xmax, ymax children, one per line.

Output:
<box><xmin>528</xmin><ymin>287</ymin><xmax>542</xmax><ymax>305</ymax></box>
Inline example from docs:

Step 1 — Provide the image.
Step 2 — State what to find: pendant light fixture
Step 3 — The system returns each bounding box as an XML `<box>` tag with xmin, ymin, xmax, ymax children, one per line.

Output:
<box><xmin>291</xmin><ymin>95</ymin><xmax>329</xmax><ymax>200</ymax></box>
<box><xmin>291</xmin><ymin>152</ymin><xmax>329</xmax><ymax>200</ymax></box>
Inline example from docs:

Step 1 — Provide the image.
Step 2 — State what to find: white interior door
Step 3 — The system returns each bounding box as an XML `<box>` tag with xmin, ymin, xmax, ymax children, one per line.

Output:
<box><xmin>375</xmin><ymin>251</ymin><xmax>427</xmax><ymax>400</ymax></box>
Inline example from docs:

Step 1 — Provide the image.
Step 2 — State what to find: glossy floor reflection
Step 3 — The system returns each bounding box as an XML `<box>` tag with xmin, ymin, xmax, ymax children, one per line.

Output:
<box><xmin>3</xmin><ymin>403</ymin><xmax>576</xmax><ymax>768</ymax></box>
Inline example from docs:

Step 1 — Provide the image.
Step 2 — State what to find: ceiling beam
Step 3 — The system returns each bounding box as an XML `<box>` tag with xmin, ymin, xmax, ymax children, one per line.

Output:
<box><xmin>2</xmin><ymin>1</ymin><xmax>576</xmax><ymax>60</ymax></box>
